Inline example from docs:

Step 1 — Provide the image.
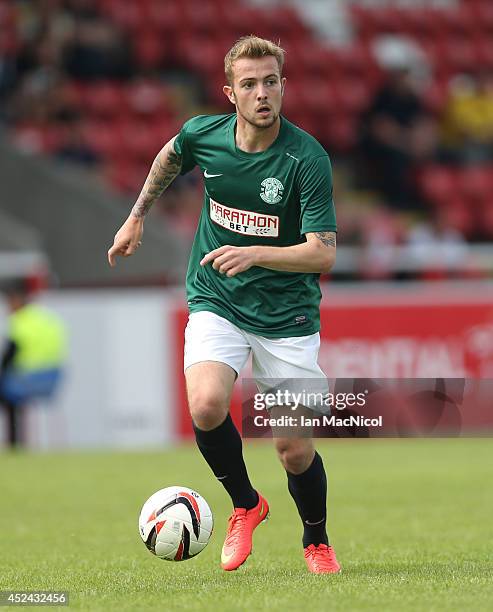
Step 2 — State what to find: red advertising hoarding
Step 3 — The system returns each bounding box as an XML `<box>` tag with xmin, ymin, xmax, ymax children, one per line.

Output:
<box><xmin>172</xmin><ymin>286</ymin><xmax>493</xmax><ymax>437</ymax></box>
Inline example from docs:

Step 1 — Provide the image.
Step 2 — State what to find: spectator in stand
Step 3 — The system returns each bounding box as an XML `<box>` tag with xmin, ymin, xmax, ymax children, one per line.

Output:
<box><xmin>406</xmin><ymin>213</ymin><xmax>469</xmax><ymax>279</ymax></box>
<box><xmin>359</xmin><ymin>37</ymin><xmax>437</xmax><ymax>210</ymax></box>
<box><xmin>0</xmin><ymin>38</ymin><xmax>17</xmax><ymax>110</ymax></box>
<box><xmin>9</xmin><ymin>35</ymin><xmax>64</xmax><ymax>124</ymax></box>
<box><xmin>63</xmin><ymin>15</ymin><xmax>131</xmax><ymax>80</ymax></box>
<box><xmin>440</xmin><ymin>72</ymin><xmax>493</xmax><ymax>164</ymax></box>
<box><xmin>55</xmin><ymin>117</ymin><xmax>99</xmax><ymax>166</ymax></box>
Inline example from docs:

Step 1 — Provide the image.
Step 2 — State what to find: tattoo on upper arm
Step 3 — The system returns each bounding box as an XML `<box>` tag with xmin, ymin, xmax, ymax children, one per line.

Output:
<box><xmin>315</xmin><ymin>231</ymin><xmax>336</xmax><ymax>248</ymax></box>
<box><xmin>131</xmin><ymin>146</ymin><xmax>183</xmax><ymax>218</ymax></box>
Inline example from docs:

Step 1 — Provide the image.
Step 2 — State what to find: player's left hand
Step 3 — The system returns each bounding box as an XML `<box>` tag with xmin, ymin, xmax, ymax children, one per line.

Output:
<box><xmin>200</xmin><ymin>245</ymin><xmax>257</xmax><ymax>277</ymax></box>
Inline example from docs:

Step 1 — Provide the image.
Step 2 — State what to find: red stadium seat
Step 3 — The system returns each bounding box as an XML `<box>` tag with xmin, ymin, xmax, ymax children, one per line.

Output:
<box><xmin>460</xmin><ymin>167</ymin><xmax>492</xmax><ymax>202</ymax></box>
<box><xmin>370</xmin><ymin>7</ymin><xmax>402</xmax><ymax>34</ymax></box>
<box><xmin>150</xmin><ymin>117</ymin><xmax>182</xmax><ymax>146</ymax></box>
<box><xmin>271</xmin><ymin>6</ymin><xmax>308</xmax><ymax>38</ymax></box>
<box><xmin>293</xmin><ymin>113</ymin><xmax>321</xmax><ymax>141</ymax></box>
<box><xmin>133</xmin><ymin>34</ymin><xmax>167</xmax><ymax>71</ymax></box>
<box><xmin>125</xmin><ymin>80</ymin><xmax>172</xmax><ymax>118</ymax></box>
<box><xmin>0</xmin><ymin>27</ymin><xmax>18</xmax><ymax>55</ymax></box>
<box><xmin>433</xmin><ymin>5</ymin><xmax>478</xmax><ymax>37</ymax></box>
<box><xmin>145</xmin><ymin>1</ymin><xmax>183</xmax><ymax>33</ymax></box>
<box><xmin>178</xmin><ymin>35</ymin><xmax>223</xmax><ymax>74</ymax></box>
<box><xmin>349</xmin><ymin>5</ymin><xmax>380</xmax><ymax>40</ymax></box>
<box><xmin>119</xmin><ymin>120</ymin><xmax>162</xmax><ymax>162</ymax></box>
<box><xmin>439</xmin><ymin>197</ymin><xmax>475</xmax><ymax>237</ymax></box>
<box><xmin>183</xmin><ymin>1</ymin><xmax>218</xmax><ymax>34</ymax></box>
<box><xmin>478</xmin><ymin>198</ymin><xmax>493</xmax><ymax>238</ymax></box>
<box><xmin>324</xmin><ymin>115</ymin><xmax>358</xmax><ymax>153</ymax></box>
<box><xmin>298</xmin><ymin>78</ymin><xmax>336</xmax><ymax>114</ymax></box>
<box><xmin>59</xmin><ymin>80</ymin><xmax>86</xmax><ymax>114</ymax></box>
<box><xmin>423</xmin><ymin>79</ymin><xmax>449</xmax><ymax>115</ymax></box>
<box><xmin>218</xmin><ymin>4</ymin><xmax>259</xmax><ymax>38</ymax></box>
<box><xmin>472</xmin><ymin>1</ymin><xmax>493</xmax><ymax>31</ymax></box>
<box><xmin>334</xmin><ymin>45</ymin><xmax>372</xmax><ymax>77</ymax></box>
<box><xmin>82</xmin><ymin>82</ymin><xmax>127</xmax><ymax>118</ymax></box>
<box><xmin>12</xmin><ymin>123</ymin><xmax>64</xmax><ymax>154</ymax></box>
<box><xmin>332</xmin><ymin>77</ymin><xmax>372</xmax><ymax>114</ymax></box>
<box><xmin>205</xmin><ymin>70</ymin><xmax>230</xmax><ymax>110</ymax></box>
<box><xmin>248</xmin><ymin>9</ymin><xmax>281</xmax><ymax>42</ymax></box>
<box><xmin>106</xmin><ymin>159</ymin><xmax>150</xmax><ymax>194</ymax></box>
<box><xmin>82</xmin><ymin>120</ymin><xmax>124</xmax><ymax>160</ymax></box>
<box><xmin>441</xmin><ymin>36</ymin><xmax>477</xmax><ymax>74</ymax></box>
<box><xmin>288</xmin><ymin>40</ymin><xmax>330</xmax><ymax>76</ymax></box>
<box><xmin>100</xmin><ymin>0</ymin><xmax>144</xmax><ymax>32</ymax></box>
<box><xmin>0</xmin><ymin>1</ymin><xmax>16</xmax><ymax>28</ymax></box>
<box><xmin>281</xmin><ymin>80</ymin><xmax>303</xmax><ymax>120</ymax></box>
<box><xmin>419</xmin><ymin>166</ymin><xmax>457</xmax><ymax>207</ymax></box>
<box><xmin>393</xmin><ymin>8</ymin><xmax>438</xmax><ymax>38</ymax></box>
<box><xmin>418</xmin><ymin>36</ymin><xmax>445</xmax><ymax>71</ymax></box>
<box><xmin>475</xmin><ymin>36</ymin><xmax>493</xmax><ymax>69</ymax></box>
<box><xmin>281</xmin><ymin>38</ymin><xmax>300</xmax><ymax>77</ymax></box>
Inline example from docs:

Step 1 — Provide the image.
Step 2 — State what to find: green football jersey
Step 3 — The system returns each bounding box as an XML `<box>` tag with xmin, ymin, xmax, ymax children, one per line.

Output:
<box><xmin>173</xmin><ymin>113</ymin><xmax>337</xmax><ymax>338</ymax></box>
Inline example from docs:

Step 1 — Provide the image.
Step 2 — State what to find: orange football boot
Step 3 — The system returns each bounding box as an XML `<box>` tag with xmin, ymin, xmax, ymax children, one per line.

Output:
<box><xmin>220</xmin><ymin>493</ymin><xmax>269</xmax><ymax>571</ymax></box>
<box><xmin>304</xmin><ymin>544</ymin><xmax>341</xmax><ymax>574</ymax></box>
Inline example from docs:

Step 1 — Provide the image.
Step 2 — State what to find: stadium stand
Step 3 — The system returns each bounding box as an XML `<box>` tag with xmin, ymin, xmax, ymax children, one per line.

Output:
<box><xmin>1</xmin><ymin>0</ymin><xmax>492</xmax><ymax>281</ymax></box>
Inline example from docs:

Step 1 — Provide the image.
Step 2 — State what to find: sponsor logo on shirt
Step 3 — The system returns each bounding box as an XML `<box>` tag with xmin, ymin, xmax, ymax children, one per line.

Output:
<box><xmin>260</xmin><ymin>177</ymin><xmax>284</xmax><ymax>204</ymax></box>
<box><xmin>209</xmin><ymin>198</ymin><xmax>279</xmax><ymax>237</ymax></box>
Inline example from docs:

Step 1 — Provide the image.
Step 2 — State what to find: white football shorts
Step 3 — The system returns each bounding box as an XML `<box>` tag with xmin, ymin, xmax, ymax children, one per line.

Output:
<box><xmin>184</xmin><ymin>311</ymin><xmax>329</xmax><ymax>412</ymax></box>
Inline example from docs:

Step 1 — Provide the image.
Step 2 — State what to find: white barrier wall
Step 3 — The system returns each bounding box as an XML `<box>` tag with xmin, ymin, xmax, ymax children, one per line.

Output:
<box><xmin>0</xmin><ymin>290</ymin><xmax>181</xmax><ymax>449</ymax></box>
<box><xmin>2</xmin><ymin>283</ymin><xmax>493</xmax><ymax>447</ymax></box>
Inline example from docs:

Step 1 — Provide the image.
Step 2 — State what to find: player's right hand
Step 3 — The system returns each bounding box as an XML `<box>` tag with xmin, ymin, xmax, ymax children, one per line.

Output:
<box><xmin>108</xmin><ymin>215</ymin><xmax>144</xmax><ymax>267</ymax></box>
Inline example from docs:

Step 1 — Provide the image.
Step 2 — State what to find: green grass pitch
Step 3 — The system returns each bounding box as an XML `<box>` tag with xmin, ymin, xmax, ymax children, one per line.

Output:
<box><xmin>1</xmin><ymin>439</ymin><xmax>492</xmax><ymax>611</ymax></box>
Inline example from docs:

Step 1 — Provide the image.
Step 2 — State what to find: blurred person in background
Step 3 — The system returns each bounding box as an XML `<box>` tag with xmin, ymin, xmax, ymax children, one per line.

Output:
<box><xmin>359</xmin><ymin>37</ymin><xmax>437</xmax><ymax>210</ymax></box>
<box><xmin>0</xmin><ymin>37</ymin><xmax>17</xmax><ymax>112</ymax></box>
<box><xmin>440</xmin><ymin>71</ymin><xmax>493</xmax><ymax>164</ymax></box>
<box><xmin>359</xmin><ymin>66</ymin><xmax>436</xmax><ymax>210</ymax></box>
<box><xmin>63</xmin><ymin>12</ymin><xmax>131</xmax><ymax>80</ymax></box>
<box><xmin>55</xmin><ymin>116</ymin><xmax>99</xmax><ymax>166</ymax></box>
<box><xmin>406</xmin><ymin>211</ymin><xmax>469</xmax><ymax>280</ymax></box>
<box><xmin>0</xmin><ymin>279</ymin><xmax>67</xmax><ymax>448</ymax></box>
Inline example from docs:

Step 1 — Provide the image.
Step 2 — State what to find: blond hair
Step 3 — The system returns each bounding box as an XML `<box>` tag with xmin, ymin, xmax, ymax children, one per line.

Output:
<box><xmin>224</xmin><ymin>35</ymin><xmax>285</xmax><ymax>85</ymax></box>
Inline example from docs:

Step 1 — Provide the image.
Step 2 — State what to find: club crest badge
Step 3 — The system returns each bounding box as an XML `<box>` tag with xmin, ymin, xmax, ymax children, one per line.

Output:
<box><xmin>260</xmin><ymin>177</ymin><xmax>284</xmax><ymax>204</ymax></box>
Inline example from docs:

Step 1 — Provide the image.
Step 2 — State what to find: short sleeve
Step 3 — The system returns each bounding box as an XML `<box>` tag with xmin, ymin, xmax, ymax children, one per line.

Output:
<box><xmin>173</xmin><ymin>120</ymin><xmax>197</xmax><ymax>175</ymax></box>
<box><xmin>298</xmin><ymin>155</ymin><xmax>337</xmax><ymax>235</ymax></box>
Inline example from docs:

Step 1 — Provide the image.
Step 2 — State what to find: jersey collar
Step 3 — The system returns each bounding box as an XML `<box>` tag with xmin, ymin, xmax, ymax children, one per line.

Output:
<box><xmin>228</xmin><ymin>114</ymin><xmax>287</xmax><ymax>159</ymax></box>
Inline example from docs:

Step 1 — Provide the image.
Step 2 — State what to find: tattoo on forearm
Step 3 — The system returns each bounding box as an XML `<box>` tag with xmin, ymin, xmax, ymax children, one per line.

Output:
<box><xmin>131</xmin><ymin>147</ymin><xmax>182</xmax><ymax>218</ymax></box>
<box><xmin>315</xmin><ymin>231</ymin><xmax>336</xmax><ymax>248</ymax></box>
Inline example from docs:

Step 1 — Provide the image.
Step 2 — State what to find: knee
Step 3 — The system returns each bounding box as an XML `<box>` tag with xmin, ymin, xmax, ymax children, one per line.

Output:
<box><xmin>188</xmin><ymin>390</ymin><xmax>228</xmax><ymax>431</ymax></box>
<box><xmin>276</xmin><ymin>441</ymin><xmax>314</xmax><ymax>474</ymax></box>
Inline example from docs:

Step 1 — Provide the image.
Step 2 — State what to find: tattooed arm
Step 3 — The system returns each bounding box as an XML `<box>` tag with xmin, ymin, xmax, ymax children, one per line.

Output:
<box><xmin>131</xmin><ymin>136</ymin><xmax>182</xmax><ymax>219</ymax></box>
<box><xmin>200</xmin><ymin>231</ymin><xmax>336</xmax><ymax>277</ymax></box>
<box><xmin>108</xmin><ymin>136</ymin><xmax>182</xmax><ymax>267</ymax></box>
<box><xmin>312</xmin><ymin>231</ymin><xmax>336</xmax><ymax>249</ymax></box>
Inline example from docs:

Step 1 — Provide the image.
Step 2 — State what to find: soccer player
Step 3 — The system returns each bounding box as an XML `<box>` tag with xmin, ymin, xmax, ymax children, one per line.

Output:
<box><xmin>108</xmin><ymin>36</ymin><xmax>340</xmax><ymax>574</ymax></box>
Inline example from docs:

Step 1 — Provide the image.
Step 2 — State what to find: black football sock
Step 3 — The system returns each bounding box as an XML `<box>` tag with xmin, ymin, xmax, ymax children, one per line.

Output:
<box><xmin>193</xmin><ymin>414</ymin><xmax>258</xmax><ymax>510</ymax></box>
<box><xmin>286</xmin><ymin>452</ymin><xmax>329</xmax><ymax>548</ymax></box>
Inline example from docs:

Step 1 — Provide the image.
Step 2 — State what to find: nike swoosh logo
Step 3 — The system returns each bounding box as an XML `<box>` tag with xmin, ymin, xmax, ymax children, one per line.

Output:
<box><xmin>221</xmin><ymin>548</ymin><xmax>235</xmax><ymax>564</ymax></box>
<box><xmin>305</xmin><ymin>518</ymin><xmax>325</xmax><ymax>526</ymax></box>
<box><xmin>259</xmin><ymin>501</ymin><xmax>264</xmax><ymax>517</ymax></box>
<box><xmin>204</xmin><ymin>170</ymin><xmax>223</xmax><ymax>178</ymax></box>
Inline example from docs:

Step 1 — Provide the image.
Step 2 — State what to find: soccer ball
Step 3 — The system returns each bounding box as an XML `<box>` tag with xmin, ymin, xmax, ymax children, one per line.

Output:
<box><xmin>138</xmin><ymin>486</ymin><xmax>213</xmax><ymax>561</ymax></box>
